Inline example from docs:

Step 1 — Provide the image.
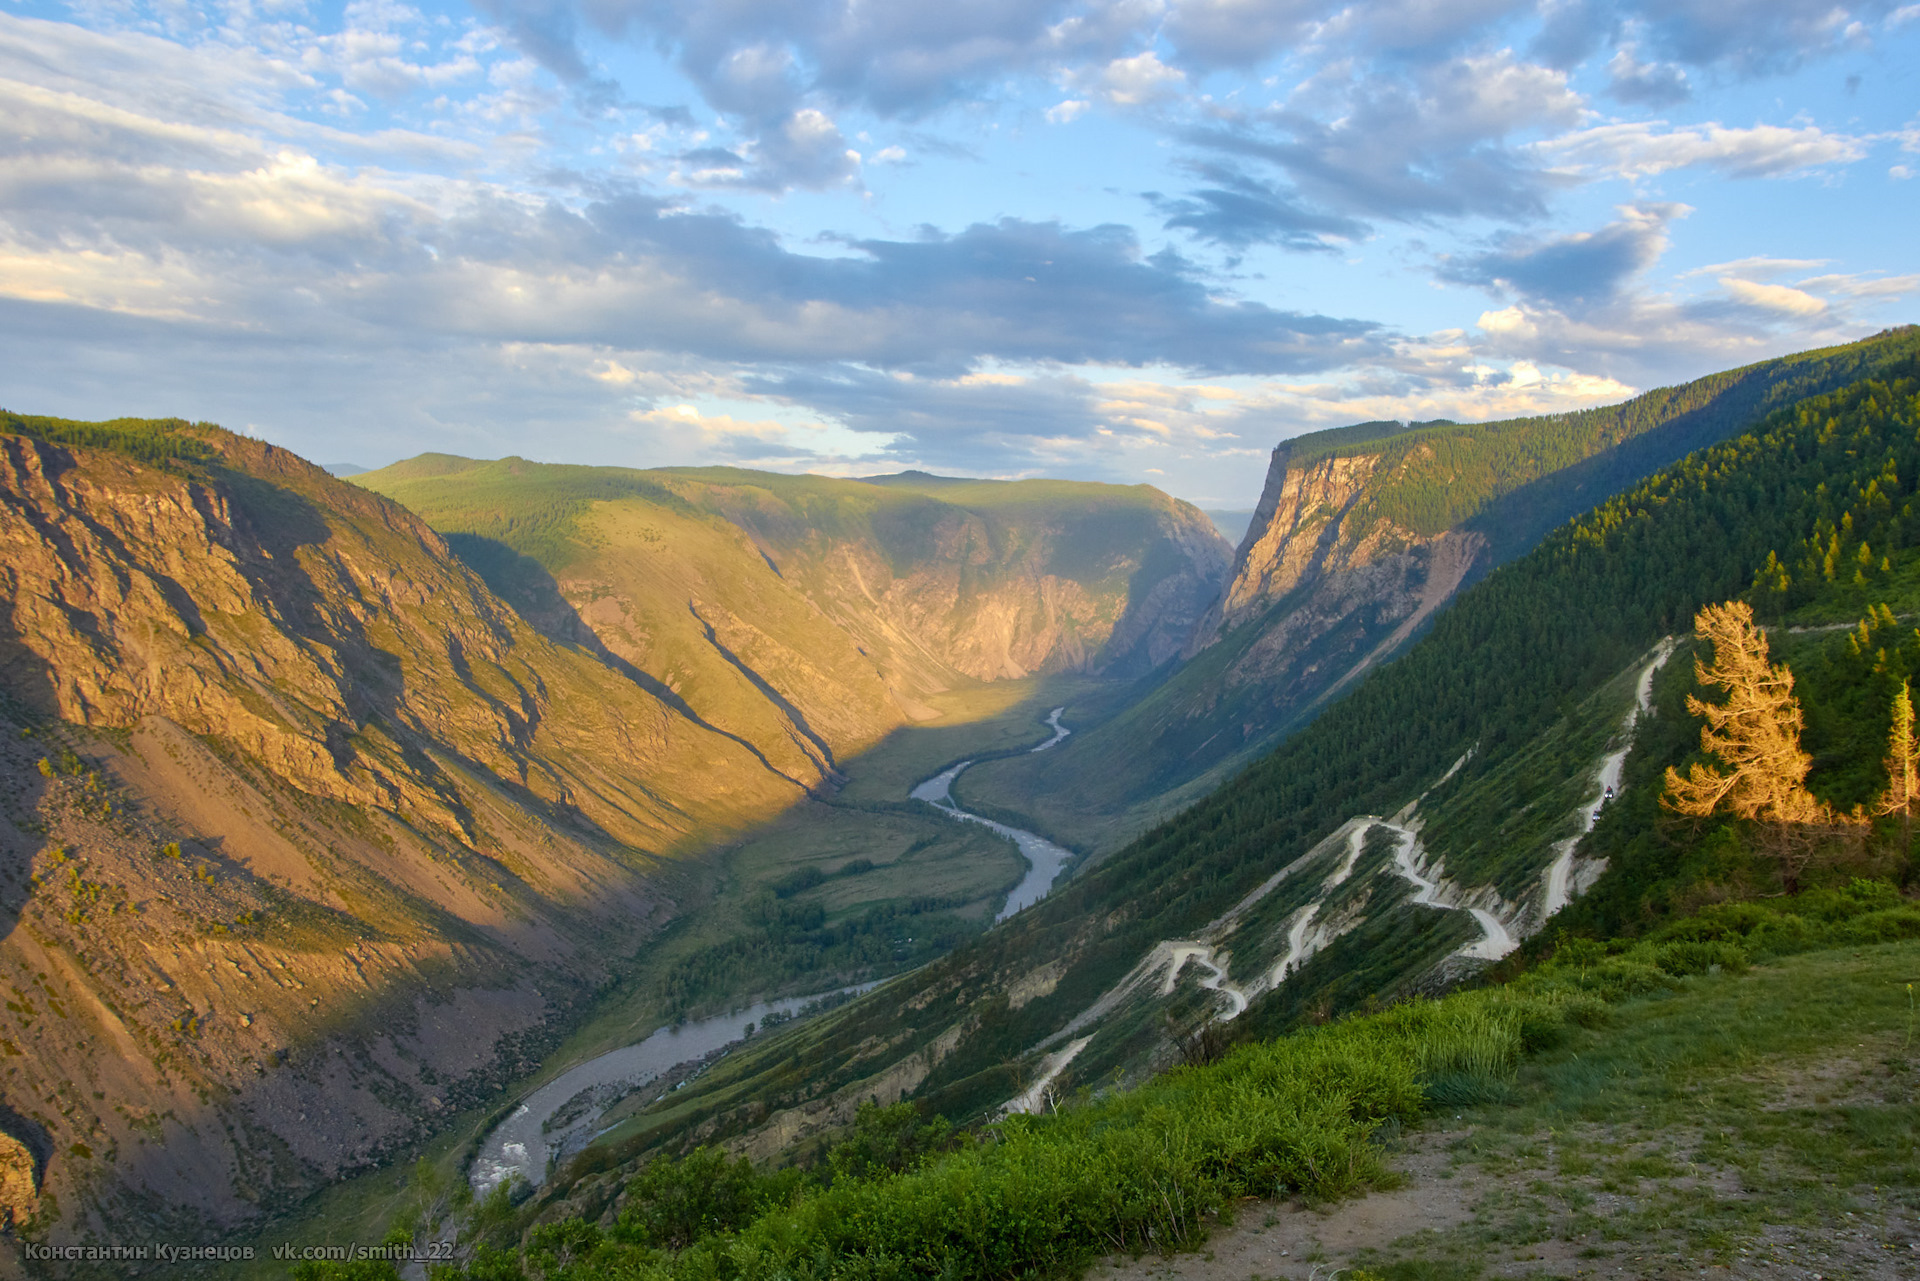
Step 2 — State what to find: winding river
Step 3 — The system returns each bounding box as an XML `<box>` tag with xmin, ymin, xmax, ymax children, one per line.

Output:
<box><xmin>470</xmin><ymin>989</ymin><xmax>862</xmax><ymax>1196</ymax></box>
<box><xmin>908</xmin><ymin>707</ymin><xmax>1076</xmax><ymax>921</ymax></box>
<box><xmin>469</xmin><ymin>709</ymin><xmax>1077</xmax><ymax>1194</ymax></box>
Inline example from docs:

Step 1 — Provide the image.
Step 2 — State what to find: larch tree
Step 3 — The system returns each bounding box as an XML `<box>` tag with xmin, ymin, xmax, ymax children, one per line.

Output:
<box><xmin>1663</xmin><ymin>601</ymin><xmax>1821</xmax><ymax>824</ymax></box>
<box><xmin>1876</xmin><ymin>680</ymin><xmax>1919</xmax><ymax>847</ymax></box>
<box><xmin>1663</xmin><ymin>600</ymin><xmax>1860</xmax><ymax>889</ymax></box>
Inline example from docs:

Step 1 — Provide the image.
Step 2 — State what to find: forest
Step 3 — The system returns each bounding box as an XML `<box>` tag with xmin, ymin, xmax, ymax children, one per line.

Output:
<box><xmin>0</xmin><ymin>409</ymin><xmax>215</xmax><ymax>469</ymax></box>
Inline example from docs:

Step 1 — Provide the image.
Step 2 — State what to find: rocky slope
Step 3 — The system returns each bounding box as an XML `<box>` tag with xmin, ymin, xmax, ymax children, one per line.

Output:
<box><xmin>0</xmin><ymin>419</ymin><xmax>845</xmax><ymax>1242</ymax></box>
<box><xmin>962</xmin><ymin>327</ymin><xmax>1920</xmax><ymax>850</ymax></box>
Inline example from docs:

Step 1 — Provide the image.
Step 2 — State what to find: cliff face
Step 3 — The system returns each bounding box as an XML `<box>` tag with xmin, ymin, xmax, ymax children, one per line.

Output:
<box><xmin>0</xmin><ymin>428</ymin><xmax>806</xmax><ymax>1238</ymax></box>
<box><xmin>357</xmin><ymin>462</ymin><xmax>1234</xmax><ymax>763</ymax></box>
<box><xmin>705</xmin><ymin>479</ymin><xmax>1233</xmax><ymax>685</ymax></box>
<box><xmin>1180</xmin><ymin>440</ymin><xmax>1487</xmax><ymax>706</ymax></box>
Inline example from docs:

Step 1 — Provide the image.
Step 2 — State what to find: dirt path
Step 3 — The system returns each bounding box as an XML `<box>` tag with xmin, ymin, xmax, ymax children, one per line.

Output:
<box><xmin>1094</xmin><ymin>1090</ymin><xmax>1920</xmax><ymax>1280</ymax></box>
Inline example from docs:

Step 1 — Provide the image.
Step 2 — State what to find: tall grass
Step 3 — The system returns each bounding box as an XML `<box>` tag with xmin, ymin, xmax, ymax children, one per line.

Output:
<box><xmin>380</xmin><ymin>988</ymin><xmax>1587</xmax><ymax>1281</ymax></box>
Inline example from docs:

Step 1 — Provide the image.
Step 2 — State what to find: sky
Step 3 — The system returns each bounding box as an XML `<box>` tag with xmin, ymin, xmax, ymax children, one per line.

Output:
<box><xmin>1</xmin><ymin>1</ymin><xmax>1916</xmax><ymax>507</ymax></box>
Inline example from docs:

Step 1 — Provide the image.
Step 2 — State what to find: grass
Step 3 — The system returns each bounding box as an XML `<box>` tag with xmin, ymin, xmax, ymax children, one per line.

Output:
<box><xmin>1350</xmin><ymin>939</ymin><xmax>1920</xmax><ymax>1277</ymax></box>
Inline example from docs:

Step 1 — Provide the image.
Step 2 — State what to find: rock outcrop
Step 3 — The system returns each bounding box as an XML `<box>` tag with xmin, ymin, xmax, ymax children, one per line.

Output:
<box><xmin>1178</xmin><ymin>439</ymin><xmax>1488</xmax><ymax>714</ymax></box>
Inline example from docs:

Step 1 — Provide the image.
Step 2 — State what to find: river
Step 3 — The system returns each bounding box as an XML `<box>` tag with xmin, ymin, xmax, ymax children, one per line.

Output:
<box><xmin>470</xmin><ymin>989</ymin><xmax>862</xmax><ymax>1196</ymax></box>
<box><xmin>470</xmin><ymin>708</ymin><xmax>1077</xmax><ymax>1194</ymax></box>
<box><xmin>908</xmin><ymin>706</ymin><xmax>1076</xmax><ymax>921</ymax></box>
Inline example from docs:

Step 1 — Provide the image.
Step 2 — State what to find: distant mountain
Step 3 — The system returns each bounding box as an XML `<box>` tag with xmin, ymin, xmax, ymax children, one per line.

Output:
<box><xmin>854</xmin><ymin>469</ymin><xmax>979</xmax><ymax>488</ymax></box>
<box><xmin>354</xmin><ymin>460</ymin><xmax>1233</xmax><ymax>784</ymax></box>
<box><xmin>1204</xmin><ymin>508</ymin><xmax>1255</xmax><ymax>545</ymax></box>
<box><xmin>322</xmin><ymin>462</ymin><xmax>368</xmax><ymax>477</ymax></box>
<box><xmin>963</xmin><ymin>327</ymin><xmax>1920</xmax><ymax>850</ymax></box>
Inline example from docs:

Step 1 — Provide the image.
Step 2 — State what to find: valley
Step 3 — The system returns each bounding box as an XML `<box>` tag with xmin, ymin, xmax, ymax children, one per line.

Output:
<box><xmin>4</xmin><ymin>328</ymin><xmax>1920</xmax><ymax>1278</ymax></box>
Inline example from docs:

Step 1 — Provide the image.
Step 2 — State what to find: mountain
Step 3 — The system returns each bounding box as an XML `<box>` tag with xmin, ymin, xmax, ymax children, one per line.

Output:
<box><xmin>0</xmin><ymin>413</ymin><xmax>846</xmax><ymax>1237</ymax></box>
<box><xmin>1203</xmin><ymin>509</ymin><xmax>1255</xmax><ymax>545</ymax></box>
<box><xmin>525</xmin><ymin>347</ymin><xmax>1920</xmax><ymax>1208</ymax></box>
<box><xmin>353</xmin><ymin>458</ymin><xmax>1232</xmax><ymax>785</ymax></box>
<box><xmin>0</xmin><ymin>417</ymin><xmax>1229</xmax><ymax>1242</ymax></box>
<box><xmin>961</xmin><ymin>326</ymin><xmax>1920</xmax><ymax>850</ymax></box>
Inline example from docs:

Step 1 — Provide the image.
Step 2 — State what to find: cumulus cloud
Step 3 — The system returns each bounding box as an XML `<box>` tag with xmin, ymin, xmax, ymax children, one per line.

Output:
<box><xmin>1186</xmin><ymin>51</ymin><xmax>1584</xmax><ymax>224</ymax></box>
<box><xmin>1160</xmin><ymin>0</ymin><xmax>1334</xmax><ymax>70</ymax></box>
<box><xmin>1088</xmin><ymin>51</ymin><xmax>1187</xmax><ymax>106</ymax></box>
<box><xmin>1606</xmin><ymin>44</ymin><xmax>1691</xmax><ymax>105</ymax></box>
<box><xmin>1527</xmin><ymin>0</ymin><xmax>1902</xmax><ymax>81</ymax></box>
<box><xmin>1611</xmin><ymin>0</ymin><xmax>1897</xmax><ymax>77</ymax></box>
<box><xmin>1719</xmin><ymin>277</ymin><xmax>1827</xmax><ymax>315</ymax></box>
<box><xmin>476</xmin><ymin>0</ymin><xmax>1133</xmax><ymax>125</ymax></box>
<box><xmin>1438</xmin><ymin>203</ymin><xmax>1683</xmax><ymax>306</ymax></box>
<box><xmin>1147</xmin><ymin>164</ymin><xmax>1368</xmax><ymax>250</ymax></box>
<box><xmin>1794</xmin><ymin>271</ymin><xmax>1920</xmax><ymax>298</ymax></box>
<box><xmin>675</xmin><ymin>107</ymin><xmax>863</xmax><ymax>190</ymax></box>
<box><xmin>0</xmin><ymin>51</ymin><xmax>1384</xmax><ymax>377</ymax></box>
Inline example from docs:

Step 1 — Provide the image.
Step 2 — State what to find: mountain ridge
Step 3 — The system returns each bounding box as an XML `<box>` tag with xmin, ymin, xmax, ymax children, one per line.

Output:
<box><xmin>959</xmin><ymin>326</ymin><xmax>1920</xmax><ymax>852</ymax></box>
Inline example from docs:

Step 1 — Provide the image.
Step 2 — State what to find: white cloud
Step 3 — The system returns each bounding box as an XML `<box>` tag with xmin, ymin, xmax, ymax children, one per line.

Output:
<box><xmin>1680</xmin><ymin>256</ymin><xmax>1828</xmax><ymax>280</ymax></box>
<box><xmin>1542</xmin><ymin>121</ymin><xmax>1868</xmax><ymax>179</ymax></box>
<box><xmin>628</xmin><ymin>403</ymin><xmax>796</xmax><ymax>442</ymax></box>
<box><xmin>1720</xmin><ymin>277</ymin><xmax>1827</xmax><ymax>315</ymax></box>
<box><xmin>1045</xmin><ymin>99</ymin><xmax>1090</xmax><ymax>124</ymax></box>
<box><xmin>1094</xmin><ymin>52</ymin><xmax>1186</xmax><ymax>107</ymax></box>
<box><xmin>1794</xmin><ymin>272</ymin><xmax>1920</xmax><ymax>299</ymax></box>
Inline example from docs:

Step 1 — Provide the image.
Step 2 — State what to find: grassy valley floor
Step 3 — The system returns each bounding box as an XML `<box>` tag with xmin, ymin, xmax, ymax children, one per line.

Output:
<box><xmin>1099</xmin><ymin>940</ymin><xmax>1920</xmax><ymax>1280</ymax></box>
<box><xmin>214</xmin><ymin>675</ymin><xmax>1104</xmax><ymax>1277</ymax></box>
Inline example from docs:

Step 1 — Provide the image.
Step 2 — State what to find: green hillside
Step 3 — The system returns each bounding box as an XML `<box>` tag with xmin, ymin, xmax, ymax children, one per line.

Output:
<box><xmin>270</xmin><ymin>354</ymin><xmax>1920</xmax><ymax>1281</ymax></box>
<box><xmin>963</xmin><ymin>326</ymin><xmax>1920</xmax><ymax>853</ymax></box>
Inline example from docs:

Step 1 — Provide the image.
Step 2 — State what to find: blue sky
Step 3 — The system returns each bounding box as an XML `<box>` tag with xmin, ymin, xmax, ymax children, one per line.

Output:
<box><xmin>1</xmin><ymin>0</ymin><xmax>1916</xmax><ymax>506</ymax></box>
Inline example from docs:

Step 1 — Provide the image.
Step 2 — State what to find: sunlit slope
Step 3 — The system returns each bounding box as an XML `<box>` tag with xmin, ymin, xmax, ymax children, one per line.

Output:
<box><xmin>356</xmin><ymin>458</ymin><xmax>1232</xmax><ymax>777</ymax></box>
<box><xmin>0</xmin><ymin>416</ymin><xmax>809</xmax><ymax>1236</ymax></box>
<box><xmin>552</xmin><ymin>353</ymin><xmax>1920</xmax><ymax>1174</ymax></box>
<box><xmin>965</xmin><ymin>326</ymin><xmax>1920</xmax><ymax>851</ymax></box>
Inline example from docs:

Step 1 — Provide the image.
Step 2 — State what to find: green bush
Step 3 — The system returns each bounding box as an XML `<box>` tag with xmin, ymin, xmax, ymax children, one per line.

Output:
<box><xmin>1651</xmin><ymin>940</ymin><xmax>1750</xmax><ymax>976</ymax></box>
<box><xmin>619</xmin><ymin>1147</ymin><xmax>808</xmax><ymax>1251</ymax></box>
<box><xmin>435</xmin><ymin>986</ymin><xmax>1584</xmax><ymax>1281</ymax></box>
